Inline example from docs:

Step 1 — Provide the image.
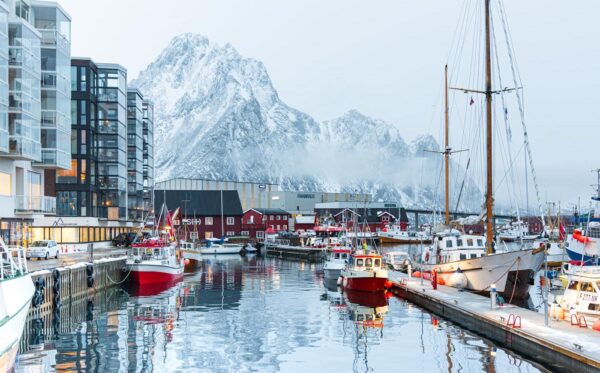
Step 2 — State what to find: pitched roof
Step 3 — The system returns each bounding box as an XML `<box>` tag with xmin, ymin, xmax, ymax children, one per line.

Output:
<box><xmin>153</xmin><ymin>190</ymin><xmax>243</xmax><ymax>216</ymax></box>
<box><xmin>317</xmin><ymin>207</ymin><xmax>400</xmax><ymax>223</ymax></box>
<box><xmin>248</xmin><ymin>208</ymin><xmax>290</xmax><ymax>215</ymax></box>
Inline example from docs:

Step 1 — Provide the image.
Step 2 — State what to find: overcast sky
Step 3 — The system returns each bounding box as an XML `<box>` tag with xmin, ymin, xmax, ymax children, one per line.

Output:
<box><xmin>59</xmin><ymin>0</ymin><xmax>600</xmax><ymax>210</ymax></box>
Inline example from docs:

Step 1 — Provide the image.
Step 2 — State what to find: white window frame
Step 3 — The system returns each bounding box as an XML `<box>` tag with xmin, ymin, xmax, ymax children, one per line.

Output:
<box><xmin>256</xmin><ymin>231</ymin><xmax>264</xmax><ymax>239</ymax></box>
<box><xmin>241</xmin><ymin>231</ymin><xmax>249</xmax><ymax>236</ymax></box>
<box><xmin>226</xmin><ymin>217</ymin><xmax>235</xmax><ymax>225</ymax></box>
<box><xmin>205</xmin><ymin>217</ymin><xmax>214</xmax><ymax>225</ymax></box>
<box><xmin>276</xmin><ymin>215</ymin><xmax>281</xmax><ymax>221</ymax></box>
<box><xmin>226</xmin><ymin>231</ymin><xmax>235</xmax><ymax>236</ymax></box>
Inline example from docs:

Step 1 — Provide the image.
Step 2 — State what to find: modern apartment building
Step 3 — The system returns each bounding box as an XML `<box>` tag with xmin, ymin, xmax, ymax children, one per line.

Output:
<box><xmin>0</xmin><ymin>0</ymin><xmax>71</xmax><ymax>246</ymax></box>
<box><xmin>126</xmin><ymin>88</ymin><xmax>143</xmax><ymax>221</ymax></box>
<box><xmin>142</xmin><ymin>99</ymin><xmax>153</xmax><ymax>213</ymax></box>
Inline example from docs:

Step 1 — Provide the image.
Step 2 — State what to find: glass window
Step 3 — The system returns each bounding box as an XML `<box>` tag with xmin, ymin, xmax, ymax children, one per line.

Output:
<box><xmin>366</xmin><ymin>258</ymin><xmax>372</xmax><ymax>267</ymax></box>
<box><xmin>446</xmin><ymin>240</ymin><xmax>453</xmax><ymax>248</ymax></box>
<box><xmin>31</xmin><ymin>228</ymin><xmax>44</xmax><ymax>242</ymax></box>
<box><xmin>71</xmin><ymin>100</ymin><xmax>77</xmax><ymax>124</ymax></box>
<box><xmin>226</xmin><ymin>217</ymin><xmax>234</xmax><ymax>225</ymax></box>
<box><xmin>0</xmin><ymin>172</ymin><xmax>11</xmax><ymax>196</ymax></box>
<box><xmin>61</xmin><ymin>228</ymin><xmax>78</xmax><ymax>243</ymax></box>
<box><xmin>457</xmin><ymin>239</ymin><xmax>463</xmax><ymax>247</ymax></box>
<box><xmin>460</xmin><ymin>254</ymin><xmax>467</xmax><ymax>260</ymax></box>
<box><xmin>374</xmin><ymin>259</ymin><xmax>380</xmax><ymax>267</ymax></box>
<box><xmin>568</xmin><ymin>281</ymin><xmax>580</xmax><ymax>290</ymax></box>
<box><xmin>470</xmin><ymin>253</ymin><xmax>477</xmax><ymax>259</ymax></box>
<box><xmin>205</xmin><ymin>217</ymin><xmax>213</xmax><ymax>225</ymax></box>
<box><xmin>28</xmin><ymin>172</ymin><xmax>41</xmax><ymax>197</ymax></box>
<box><xmin>80</xmin><ymin>100</ymin><xmax>86</xmax><ymax>124</ymax></box>
<box><xmin>356</xmin><ymin>259</ymin><xmax>364</xmax><ymax>266</ymax></box>
<box><xmin>57</xmin><ymin>160</ymin><xmax>77</xmax><ymax>184</ymax></box>
<box><xmin>79</xmin><ymin>67</ymin><xmax>87</xmax><ymax>91</ymax></box>
<box><xmin>466</xmin><ymin>239</ymin><xmax>473</xmax><ymax>246</ymax></box>
<box><xmin>71</xmin><ymin>130</ymin><xmax>77</xmax><ymax>154</ymax></box>
<box><xmin>477</xmin><ymin>239</ymin><xmax>484</xmax><ymax>247</ymax></box>
<box><xmin>71</xmin><ymin>66</ymin><xmax>77</xmax><ymax>91</ymax></box>
<box><xmin>80</xmin><ymin>227</ymin><xmax>88</xmax><ymax>243</ymax></box>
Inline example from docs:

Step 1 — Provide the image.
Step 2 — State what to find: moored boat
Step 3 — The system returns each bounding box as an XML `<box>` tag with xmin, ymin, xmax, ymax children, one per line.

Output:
<box><xmin>556</xmin><ymin>266</ymin><xmax>600</xmax><ymax>324</ymax></box>
<box><xmin>378</xmin><ymin>224</ymin><xmax>432</xmax><ymax>244</ymax></box>
<box><xmin>497</xmin><ymin>220</ymin><xmax>538</xmax><ymax>242</ymax></box>
<box><xmin>0</xmin><ymin>238</ymin><xmax>35</xmax><ymax>373</ymax></box>
<box><xmin>340</xmin><ymin>247</ymin><xmax>389</xmax><ymax>292</ymax></box>
<box><xmin>323</xmin><ymin>247</ymin><xmax>351</xmax><ymax>280</ymax></box>
<box><xmin>199</xmin><ymin>239</ymin><xmax>242</xmax><ymax>255</ymax></box>
<box><xmin>128</xmin><ymin>237</ymin><xmax>185</xmax><ymax>285</ymax></box>
<box><xmin>181</xmin><ymin>241</ymin><xmax>202</xmax><ymax>262</ymax></box>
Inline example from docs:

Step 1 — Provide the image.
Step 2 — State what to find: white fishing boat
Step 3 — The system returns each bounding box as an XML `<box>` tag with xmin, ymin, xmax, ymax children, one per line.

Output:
<box><xmin>497</xmin><ymin>220</ymin><xmax>538</xmax><ymax>242</ymax></box>
<box><xmin>324</xmin><ymin>247</ymin><xmax>351</xmax><ymax>280</ymax></box>
<box><xmin>378</xmin><ymin>224</ymin><xmax>432</xmax><ymax>244</ymax></box>
<box><xmin>0</xmin><ymin>238</ymin><xmax>35</xmax><ymax>372</ymax></box>
<box><xmin>383</xmin><ymin>251</ymin><xmax>412</xmax><ymax>272</ymax></box>
<box><xmin>340</xmin><ymin>247</ymin><xmax>389</xmax><ymax>292</ymax></box>
<box><xmin>556</xmin><ymin>266</ymin><xmax>600</xmax><ymax>324</ymax></box>
<box><xmin>181</xmin><ymin>241</ymin><xmax>202</xmax><ymax>262</ymax></box>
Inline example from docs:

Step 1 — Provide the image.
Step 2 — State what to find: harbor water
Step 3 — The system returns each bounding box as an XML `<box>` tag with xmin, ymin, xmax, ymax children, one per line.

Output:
<box><xmin>17</xmin><ymin>251</ymin><xmax>551</xmax><ymax>372</ymax></box>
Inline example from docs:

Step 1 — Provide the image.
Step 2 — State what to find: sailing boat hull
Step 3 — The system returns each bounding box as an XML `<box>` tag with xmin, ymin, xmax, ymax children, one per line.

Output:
<box><xmin>418</xmin><ymin>248</ymin><xmax>545</xmax><ymax>299</ymax></box>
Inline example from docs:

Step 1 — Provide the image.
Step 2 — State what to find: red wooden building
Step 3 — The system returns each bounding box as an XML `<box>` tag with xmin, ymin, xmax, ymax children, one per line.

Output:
<box><xmin>294</xmin><ymin>215</ymin><xmax>317</xmax><ymax>232</ymax></box>
<box><xmin>154</xmin><ymin>190</ymin><xmax>243</xmax><ymax>241</ymax></box>
<box><xmin>241</xmin><ymin>208</ymin><xmax>290</xmax><ymax>239</ymax></box>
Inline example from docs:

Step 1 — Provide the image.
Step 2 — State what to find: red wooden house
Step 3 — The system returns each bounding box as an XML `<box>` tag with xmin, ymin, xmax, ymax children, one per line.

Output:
<box><xmin>241</xmin><ymin>208</ymin><xmax>290</xmax><ymax>239</ymax></box>
<box><xmin>154</xmin><ymin>190</ymin><xmax>243</xmax><ymax>241</ymax></box>
<box><xmin>294</xmin><ymin>215</ymin><xmax>317</xmax><ymax>232</ymax></box>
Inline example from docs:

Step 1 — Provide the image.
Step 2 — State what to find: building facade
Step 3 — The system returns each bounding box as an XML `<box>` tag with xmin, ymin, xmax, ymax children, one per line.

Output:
<box><xmin>241</xmin><ymin>208</ymin><xmax>290</xmax><ymax>239</ymax></box>
<box><xmin>96</xmin><ymin>63</ymin><xmax>127</xmax><ymax>220</ymax></box>
<box><xmin>126</xmin><ymin>88</ymin><xmax>143</xmax><ymax>221</ymax></box>
<box><xmin>0</xmin><ymin>0</ymin><xmax>71</xmax><ymax>246</ymax></box>
<box><xmin>141</xmin><ymin>99</ymin><xmax>153</xmax><ymax>213</ymax></box>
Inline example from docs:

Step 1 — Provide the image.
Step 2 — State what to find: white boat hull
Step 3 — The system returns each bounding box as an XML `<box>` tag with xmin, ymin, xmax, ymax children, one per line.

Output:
<box><xmin>418</xmin><ymin>248</ymin><xmax>545</xmax><ymax>299</ymax></box>
<box><xmin>200</xmin><ymin>245</ymin><xmax>241</xmax><ymax>255</ymax></box>
<box><xmin>182</xmin><ymin>250</ymin><xmax>202</xmax><ymax>262</ymax></box>
<box><xmin>0</xmin><ymin>274</ymin><xmax>34</xmax><ymax>372</ymax></box>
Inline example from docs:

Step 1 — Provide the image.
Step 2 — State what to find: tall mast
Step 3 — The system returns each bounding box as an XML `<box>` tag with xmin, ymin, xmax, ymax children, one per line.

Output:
<box><xmin>444</xmin><ymin>65</ymin><xmax>450</xmax><ymax>225</ymax></box>
<box><xmin>484</xmin><ymin>0</ymin><xmax>494</xmax><ymax>254</ymax></box>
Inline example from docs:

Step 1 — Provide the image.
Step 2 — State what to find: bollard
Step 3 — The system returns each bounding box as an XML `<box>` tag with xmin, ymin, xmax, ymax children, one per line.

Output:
<box><xmin>408</xmin><ymin>264</ymin><xmax>412</xmax><ymax>278</ymax></box>
<box><xmin>490</xmin><ymin>283</ymin><xmax>497</xmax><ymax>309</ymax></box>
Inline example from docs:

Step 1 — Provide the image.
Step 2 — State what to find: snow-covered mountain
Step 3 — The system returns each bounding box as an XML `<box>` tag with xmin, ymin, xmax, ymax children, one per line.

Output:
<box><xmin>132</xmin><ymin>33</ymin><xmax>482</xmax><ymax>209</ymax></box>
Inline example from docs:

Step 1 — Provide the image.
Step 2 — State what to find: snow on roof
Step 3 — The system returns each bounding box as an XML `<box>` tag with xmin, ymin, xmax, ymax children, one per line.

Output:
<box><xmin>295</xmin><ymin>216</ymin><xmax>315</xmax><ymax>224</ymax></box>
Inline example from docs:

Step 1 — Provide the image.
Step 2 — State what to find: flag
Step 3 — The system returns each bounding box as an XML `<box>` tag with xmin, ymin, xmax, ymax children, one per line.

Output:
<box><xmin>559</xmin><ymin>223</ymin><xmax>566</xmax><ymax>241</ymax></box>
<box><xmin>469</xmin><ymin>97</ymin><xmax>475</xmax><ymax>106</ymax></box>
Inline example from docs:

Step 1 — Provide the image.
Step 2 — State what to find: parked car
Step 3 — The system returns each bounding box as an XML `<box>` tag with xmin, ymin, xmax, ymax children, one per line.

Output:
<box><xmin>27</xmin><ymin>240</ymin><xmax>59</xmax><ymax>260</ymax></box>
<box><xmin>112</xmin><ymin>232</ymin><xmax>139</xmax><ymax>247</ymax></box>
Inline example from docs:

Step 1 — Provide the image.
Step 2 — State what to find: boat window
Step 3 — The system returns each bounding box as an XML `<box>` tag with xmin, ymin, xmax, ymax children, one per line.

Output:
<box><xmin>460</xmin><ymin>254</ymin><xmax>467</xmax><ymax>260</ymax></box>
<box><xmin>466</xmin><ymin>239</ymin><xmax>473</xmax><ymax>246</ymax></box>
<box><xmin>334</xmin><ymin>253</ymin><xmax>340</xmax><ymax>259</ymax></box>
<box><xmin>581</xmin><ymin>282</ymin><xmax>595</xmax><ymax>293</ymax></box>
<box><xmin>342</xmin><ymin>253</ymin><xmax>347</xmax><ymax>259</ymax></box>
<box><xmin>366</xmin><ymin>314</ymin><xmax>373</xmax><ymax>321</ymax></box>
<box><xmin>357</xmin><ymin>314</ymin><xmax>364</xmax><ymax>321</ymax></box>
<box><xmin>588</xmin><ymin>303</ymin><xmax>600</xmax><ymax>311</ymax></box>
<box><xmin>446</xmin><ymin>240</ymin><xmax>453</xmax><ymax>248</ymax></box>
<box><xmin>366</xmin><ymin>258</ymin><xmax>373</xmax><ymax>267</ymax></box>
<box><xmin>154</xmin><ymin>248</ymin><xmax>160</xmax><ymax>256</ymax></box>
<box><xmin>477</xmin><ymin>239</ymin><xmax>484</xmax><ymax>247</ymax></box>
<box><xmin>357</xmin><ymin>259</ymin><xmax>364</xmax><ymax>266</ymax></box>
<box><xmin>457</xmin><ymin>239</ymin><xmax>463</xmax><ymax>247</ymax></box>
<box><xmin>568</xmin><ymin>280</ymin><xmax>580</xmax><ymax>290</ymax></box>
<box><xmin>470</xmin><ymin>254</ymin><xmax>477</xmax><ymax>259</ymax></box>
<box><xmin>374</xmin><ymin>259</ymin><xmax>381</xmax><ymax>267</ymax></box>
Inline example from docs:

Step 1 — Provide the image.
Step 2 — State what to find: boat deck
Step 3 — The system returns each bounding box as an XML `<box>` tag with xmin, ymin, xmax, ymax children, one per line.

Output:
<box><xmin>389</xmin><ymin>271</ymin><xmax>600</xmax><ymax>373</ymax></box>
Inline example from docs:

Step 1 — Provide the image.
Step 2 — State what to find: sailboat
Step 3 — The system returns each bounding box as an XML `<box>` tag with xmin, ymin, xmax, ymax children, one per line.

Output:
<box><xmin>417</xmin><ymin>2</ymin><xmax>545</xmax><ymax>300</ymax></box>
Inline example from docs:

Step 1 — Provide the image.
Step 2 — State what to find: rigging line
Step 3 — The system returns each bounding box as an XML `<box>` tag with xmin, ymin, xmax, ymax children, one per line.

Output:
<box><xmin>497</xmin><ymin>0</ymin><xmax>545</xmax><ymax>225</ymax></box>
<box><xmin>490</xmin><ymin>12</ymin><xmax>519</xmax><ymax>219</ymax></box>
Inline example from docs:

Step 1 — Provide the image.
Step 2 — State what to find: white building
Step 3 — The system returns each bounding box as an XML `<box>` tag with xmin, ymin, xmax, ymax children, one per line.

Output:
<box><xmin>0</xmin><ymin>0</ymin><xmax>71</xmax><ymax>246</ymax></box>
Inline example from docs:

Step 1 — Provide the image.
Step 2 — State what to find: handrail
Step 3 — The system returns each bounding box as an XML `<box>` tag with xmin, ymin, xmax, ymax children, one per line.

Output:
<box><xmin>0</xmin><ymin>237</ymin><xmax>28</xmax><ymax>280</ymax></box>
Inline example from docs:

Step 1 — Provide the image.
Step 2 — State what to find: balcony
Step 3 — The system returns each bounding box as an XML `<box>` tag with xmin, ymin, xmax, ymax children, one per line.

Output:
<box><xmin>14</xmin><ymin>195</ymin><xmax>56</xmax><ymax>215</ymax></box>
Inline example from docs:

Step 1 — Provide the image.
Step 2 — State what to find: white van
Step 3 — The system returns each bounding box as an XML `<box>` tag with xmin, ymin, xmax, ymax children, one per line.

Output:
<box><xmin>27</xmin><ymin>240</ymin><xmax>59</xmax><ymax>260</ymax></box>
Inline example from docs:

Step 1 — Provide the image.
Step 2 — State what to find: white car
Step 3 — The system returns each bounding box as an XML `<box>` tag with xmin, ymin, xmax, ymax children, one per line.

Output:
<box><xmin>27</xmin><ymin>240</ymin><xmax>59</xmax><ymax>260</ymax></box>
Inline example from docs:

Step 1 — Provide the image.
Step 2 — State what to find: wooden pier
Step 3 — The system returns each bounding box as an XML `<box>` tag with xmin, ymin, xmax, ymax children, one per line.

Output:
<box><xmin>389</xmin><ymin>272</ymin><xmax>600</xmax><ymax>373</ymax></box>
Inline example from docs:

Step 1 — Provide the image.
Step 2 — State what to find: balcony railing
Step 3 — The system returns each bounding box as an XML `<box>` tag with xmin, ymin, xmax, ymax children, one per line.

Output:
<box><xmin>14</xmin><ymin>195</ymin><xmax>56</xmax><ymax>214</ymax></box>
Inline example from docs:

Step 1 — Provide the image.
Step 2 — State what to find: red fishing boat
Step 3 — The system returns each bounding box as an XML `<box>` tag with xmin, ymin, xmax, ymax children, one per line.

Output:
<box><xmin>340</xmin><ymin>247</ymin><xmax>389</xmax><ymax>292</ymax></box>
<box><xmin>126</xmin><ymin>201</ymin><xmax>184</xmax><ymax>286</ymax></box>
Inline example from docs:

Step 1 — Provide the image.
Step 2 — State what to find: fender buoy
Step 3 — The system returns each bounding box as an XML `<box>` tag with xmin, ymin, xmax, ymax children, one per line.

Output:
<box><xmin>342</xmin><ymin>277</ymin><xmax>348</xmax><ymax>288</ymax></box>
<box><xmin>384</xmin><ymin>280</ymin><xmax>392</xmax><ymax>289</ymax></box>
<box><xmin>184</xmin><ymin>259</ymin><xmax>190</xmax><ymax>265</ymax></box>
<box><xmin>413</xmin><ymin>271</ymin><xmax>421</xmax><ymax>278</ymax></box>
<box><xmin>337</xmin><ymin>277</ymin><xmax>343</xmax><ymax>286</ymax></box>
<box><xmin>593</xmin><ymin>319</ymin><xmax>600</xmax><ymax>331</ymax></box>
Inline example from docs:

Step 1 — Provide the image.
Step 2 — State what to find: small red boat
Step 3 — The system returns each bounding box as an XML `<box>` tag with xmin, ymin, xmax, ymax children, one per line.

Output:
<box><xmin>126</xmin><ymin>201</ymin><xmax>184</xmax><ymax>286</ymax></box>
<box><xmin>340</xmin><ymin>248</ymin><xmax>389</xmax><ymax>292</ymax></box>
<box><xmin>127</xmin><ymin>238</ymin><xmax>184</xmax><ymax>285</ymax></box>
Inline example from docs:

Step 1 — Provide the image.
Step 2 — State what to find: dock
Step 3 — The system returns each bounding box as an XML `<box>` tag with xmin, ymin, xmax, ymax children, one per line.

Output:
<box><xmin>388</xmin><ymin>272</ymin><xmax>600</xmax><ymax>373</ymax></box>
<box><xmin>265</xmin><ymin>239</ymin><xmax>324</xmax><ymax>261</ymax></box>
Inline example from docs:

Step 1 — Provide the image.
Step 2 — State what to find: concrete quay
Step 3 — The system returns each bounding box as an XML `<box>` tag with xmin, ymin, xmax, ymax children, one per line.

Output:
<box><xmin>388</xmin><ymin>271</ymin><xmax>600</xmax><ymax>373</ymax></box>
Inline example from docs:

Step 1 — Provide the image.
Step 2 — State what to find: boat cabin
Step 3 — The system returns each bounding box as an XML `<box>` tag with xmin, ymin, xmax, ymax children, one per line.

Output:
<box><xmin>562</xmin><ymin>273</ymin><xmax>600</xmax><ymax>316</ymax></box>
<box><xmin>130</xmin><ymin>239</ymin><xmax>177</xmax><ymax>261</ymax></box>
<box><xmin>348</xmin><ymin>253</ymin><xmax>384</xmax><ymax>271</ymax></box>
<box><xmin>329</xmin><ymin>249</ymin><xmax>351</xmax><ymax>261</ymax></box>
<box><xmin>433</xmin><ymin>234</ymin><xmax>486</xmax><ymax>264</ymax></box>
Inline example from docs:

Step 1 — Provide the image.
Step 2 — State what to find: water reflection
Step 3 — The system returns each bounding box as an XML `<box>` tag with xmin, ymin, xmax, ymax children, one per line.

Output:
<box><xmin>17</xmin><ymin>255</ymin><xmax>548</xmax><ymax>372</ymax></box>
